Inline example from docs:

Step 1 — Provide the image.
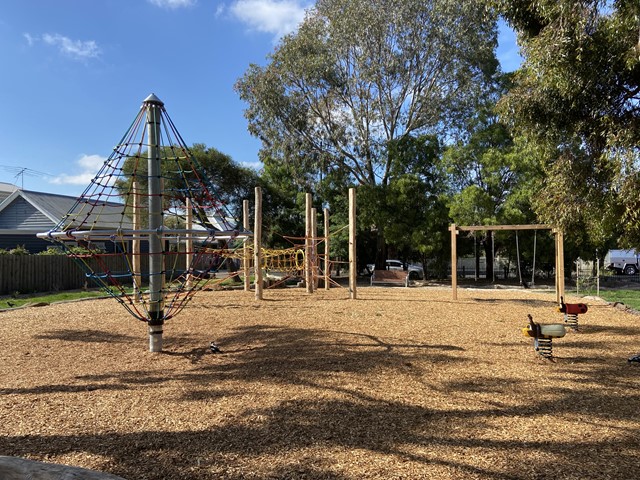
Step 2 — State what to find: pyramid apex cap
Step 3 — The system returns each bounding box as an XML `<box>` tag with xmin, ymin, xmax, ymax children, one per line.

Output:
<box><xmin>143</xmin><ymin>93</ymin><xmax>164</xmax><ymax>106</ymax></box>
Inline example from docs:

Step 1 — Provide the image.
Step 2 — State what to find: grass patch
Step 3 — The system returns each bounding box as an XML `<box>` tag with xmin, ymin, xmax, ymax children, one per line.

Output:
<box><xmin>0</xmin><ymin>290</ymin><xmax>106</xmax><ymax>309</ymax></box>
<box><xmin>595</xmin><ymin>289</ymin><xmax>640</xmax><ymax>311</ymax></box>
<box><xmin>0</xmin><ymin>276</ymin><xmax>245</xmax><ymax>310</ymax></box>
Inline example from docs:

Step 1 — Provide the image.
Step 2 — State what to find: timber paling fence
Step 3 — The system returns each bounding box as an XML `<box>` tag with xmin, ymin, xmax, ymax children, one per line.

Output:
<box><xmin>0</xmin><ymin>255</ymin><xmax>186</xmax><ymax>295</ymax></box>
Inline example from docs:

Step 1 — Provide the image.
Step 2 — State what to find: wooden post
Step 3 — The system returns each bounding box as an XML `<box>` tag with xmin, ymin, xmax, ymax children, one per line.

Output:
<box><xmin>555</xmin><ymin>230</ymin><xmax>565</xmax><ymax>303</ymax></box>
<box><xmin>451</xmin><ymin>224</ymin><xmax>458</xmax><ymax>300</ymax></box>
<box><xmin>132</xmin><ymin>181</ymin><xmax>141</xmax><ymax>299</ymax></box>
<box><xmin>349</xmin><ymin>187</ymin><xmax>356</xmax><ymax>299</ymax></box>
<box><xmin>254</xmin><ymin>187</ymin><xmax>263</xmax><ymax>300</ymax></box>
<box><xmin>131</xmin><ymin>181</ymin><xmax>141</xmax><ymax>298</ymax></box>
<box><xmin>311</xmin><ymin>207</ymin><xmax>318</xmax><ymax>290</ymax></box>
<box><xmin>305</xmin><ymin>193</ymin><xmax>313</xmax><ymax>293</ymax></box>
<box><xmin>324</xmin><ymin>207</ymin><xmax>330</xmax><ymax>291</ymax></box>
<box><xmin>243</xmin><ymin>199</ymin><xmax>250</xmax><ymax>292</ymax></box>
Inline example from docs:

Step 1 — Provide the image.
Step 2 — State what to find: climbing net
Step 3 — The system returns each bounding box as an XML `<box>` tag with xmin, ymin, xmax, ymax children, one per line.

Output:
<box><xmin>257</xmin><ymin>228</ymin><xmax>349</xmax><ymax>289</ymax></box>
<box><xmin>205</xmin><ymin>245</ymin><xmax>304</xmax><ymax>276</ymax></box>
<box><xmin>38</xmin><ymin>94</ymin><xmax>248</xmax><ymax>323</ymax></box>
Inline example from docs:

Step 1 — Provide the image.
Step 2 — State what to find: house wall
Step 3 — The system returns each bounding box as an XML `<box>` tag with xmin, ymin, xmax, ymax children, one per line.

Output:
<box><xmin>0</xmin><ymin>196</ymin><xmax>56</xmax><ymax>253</ymax></box>
<box><xmin>0</xmin><ymin>196</ymin><xmax>53</xmax><ymax>230</ymax></box>
<box><xmin>0</xmin><ymin>233</ymin><xmax>52</xmax><ymax>253</ymax></box>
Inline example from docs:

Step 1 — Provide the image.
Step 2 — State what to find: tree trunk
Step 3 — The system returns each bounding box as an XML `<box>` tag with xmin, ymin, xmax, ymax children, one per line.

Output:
<box><xmin>375</xmin><ymin>228</ymin><xmax>387</xmax><ymax>270</ymax></box>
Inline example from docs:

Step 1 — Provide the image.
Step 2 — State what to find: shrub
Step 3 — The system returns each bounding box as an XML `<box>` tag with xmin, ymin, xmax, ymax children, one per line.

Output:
<box><xmin>37</xmin><ymin>247</ymin><xmax>66</xmax><ymax>255</ymax></box>
<box><xmin>8</xmin><ymin>245</ymin><xmax>29</xmax><ymax>255</ymax></box>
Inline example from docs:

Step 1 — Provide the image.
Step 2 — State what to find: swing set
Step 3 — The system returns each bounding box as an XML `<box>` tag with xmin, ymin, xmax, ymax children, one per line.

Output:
<box><xmin>449</xmin><ymin>224</ymin><xmax>565</xmax><ymax>302</ymax></box>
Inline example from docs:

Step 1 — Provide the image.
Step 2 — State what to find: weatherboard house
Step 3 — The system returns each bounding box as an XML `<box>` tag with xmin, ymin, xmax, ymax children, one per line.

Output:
<box><xmin>0</xmin><ymin>182</ymin><xmax>132</xmax><ymax>253</ymax></box>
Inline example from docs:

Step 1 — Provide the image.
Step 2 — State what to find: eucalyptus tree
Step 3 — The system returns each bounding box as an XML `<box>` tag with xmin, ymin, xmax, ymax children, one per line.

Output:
<box><xmin>495</xmin><ymin>0</ymin><xmax>640</xmax><ymax>248</ymax></box>
<box><xmin>443</xmin><ymin>91</ymin><xmax>542</xmax><ymax>280</ymax></box>
<box><xmin>236</xmin><ymin>0</ymin><xmax>499</xmax><ymax>266</ymax></box>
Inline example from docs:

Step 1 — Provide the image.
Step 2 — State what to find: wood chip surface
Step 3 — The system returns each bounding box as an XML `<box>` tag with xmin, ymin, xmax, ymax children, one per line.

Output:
<box><xmin>1</xmin><ymin>286</ymin><xmax>639</xmax><ymax>479</ymax></box>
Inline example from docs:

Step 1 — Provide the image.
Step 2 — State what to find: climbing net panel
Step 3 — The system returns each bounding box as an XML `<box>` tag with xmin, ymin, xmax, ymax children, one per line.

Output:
<box><xmin>261</xmin><ymin>247</ymin><xmax>305</xmax><ymax>275</ymax></box>
<box><xmin>38</xmin><ymin>94</ymin><xmax>249</xmax><ymax>323</ymax></box>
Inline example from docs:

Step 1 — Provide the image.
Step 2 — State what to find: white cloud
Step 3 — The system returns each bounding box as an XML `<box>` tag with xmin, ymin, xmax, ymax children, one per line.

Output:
<box><xmin>228</xmin><ymin>0</ymin><xmax>311</xmax><ymax>39</ymax></box>
<box><xmin>42</xmin><ymin>33</ymin><xmax>100</xmax><ymax>60</ymax></box>
<box><xmin>23</xmin><ymin>33</ymin><xmax>36</xmax><ymax>46</ymax></box>
<box><xmin>240</xmin><ymin>160</ymin><xmax>263</xmax><ymax>171</ymax></box>
<box><xmin>50</xmin><ymin>154</ymin><xmax>107</xmax><ymax>186</ymax></box>
<box><xmin>148</xmin><ymin>0</ymin><xmax>196</xmax><ymax>8</ymax></box>
<box><xmin>215</xmin><ymin>4</ymin><xmax>227</xmax><ymax>17</ymax></box>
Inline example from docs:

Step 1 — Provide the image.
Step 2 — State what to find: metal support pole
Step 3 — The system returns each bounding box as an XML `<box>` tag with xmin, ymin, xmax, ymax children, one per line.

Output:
<box><xmin>185</xmin><ymin>197</ymin><xmax>193</xmax><ymax>289</ymax></box>
<box><xmin>145</xmin><ymin>93</ymin><xmax>165</xmax><ymax>352</ymax></box>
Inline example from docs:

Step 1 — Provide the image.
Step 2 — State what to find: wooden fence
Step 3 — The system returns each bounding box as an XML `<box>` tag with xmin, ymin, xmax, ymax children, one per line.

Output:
<box><xmin>0</xmin><ymin>255</ymin><xmax>187</xmax><ymax>295</ymax></box>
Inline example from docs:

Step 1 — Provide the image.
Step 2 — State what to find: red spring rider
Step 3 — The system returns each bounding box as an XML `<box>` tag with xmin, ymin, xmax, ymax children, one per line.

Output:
<box><xmin>558</xmin><ymin>296</ymin><xmax>588</xmax><ymax>331</ymax></box>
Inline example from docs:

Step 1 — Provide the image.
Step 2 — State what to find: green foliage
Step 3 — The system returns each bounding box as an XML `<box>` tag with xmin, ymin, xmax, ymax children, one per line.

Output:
<box><xmin>444</xmin><ymin>104</ymin><xmax>541</xmax><ymax>228</ymax></box>
<box><xmin>37</xmin><ymin>247</ymin><xmax>66</xmax><ymax>255</ymax></box>
<box><xmin>236</xmin><ymin>0</ymin><xmax>498</xmax><ymax>263</ymax></box>
<box><xmin>496</xmin><ymin>0</ymin><xmax>640</xmax><ymax>247</ymax></box>
<box><xmin>237</xmin><ymin>0</ymin><xmax>498</xmax><ymax>187</ymax></box>
<box><xmin>116</xmin><ymin>143</ymin><xmax>259</xmax><ymax>229</ymax></box>
<box><xmin>3</xmin><ymin>245</ymin><xmax>30</xmax><ymax>255</ymax></box>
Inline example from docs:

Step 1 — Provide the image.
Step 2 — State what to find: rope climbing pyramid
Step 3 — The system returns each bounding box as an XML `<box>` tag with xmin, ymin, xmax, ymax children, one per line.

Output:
<box><xmin>38</xmin><ymin>94</ymin><xmax>250</xmax><ymax>351</ymax></box>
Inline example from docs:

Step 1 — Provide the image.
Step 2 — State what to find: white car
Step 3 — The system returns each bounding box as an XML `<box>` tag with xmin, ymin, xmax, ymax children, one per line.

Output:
<box><xmin>605</xmin><ymin>249</ymin><xmax>639</xmax><ymax>275</ymax></box>
<box><xmin>366</xmin><ymin>259</ymin><xmax>423</xmax><ymax>280</ymax></box>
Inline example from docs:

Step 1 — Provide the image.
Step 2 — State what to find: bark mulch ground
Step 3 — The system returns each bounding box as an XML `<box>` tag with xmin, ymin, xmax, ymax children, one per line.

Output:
<box><xmin>1</xmin><ymin>286</ymin><xmax>639</xmax><ymax>479</ymax></box>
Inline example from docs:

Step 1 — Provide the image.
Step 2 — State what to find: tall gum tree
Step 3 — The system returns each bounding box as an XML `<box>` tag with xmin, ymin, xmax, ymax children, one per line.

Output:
<box><xmin>236</xmin><ymin>0</ymin><xmax>498</xmax><ymax>266</ymax></box>
<box><xmin>495</xmin><ymin>0</ymin><xmax>640</xmax><ymax>248</ymax></box>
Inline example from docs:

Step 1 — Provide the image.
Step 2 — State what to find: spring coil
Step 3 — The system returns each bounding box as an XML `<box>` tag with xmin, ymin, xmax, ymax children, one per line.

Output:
<box><xmin>535</xmin><ymin>337</ymin><xmax>553</xmax><ymax>359</ymax></box>
<box><xmin>564</xmin><ymin>313</ymin><xmax>579</xmax><ymax>331</ymax></box>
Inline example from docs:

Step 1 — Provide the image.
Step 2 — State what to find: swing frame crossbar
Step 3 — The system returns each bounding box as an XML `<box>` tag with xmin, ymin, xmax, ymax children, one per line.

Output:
<box><xmin>449</xmin><ymin>224</ymin><xmax>565</xmax><ymax>303</ymax></box>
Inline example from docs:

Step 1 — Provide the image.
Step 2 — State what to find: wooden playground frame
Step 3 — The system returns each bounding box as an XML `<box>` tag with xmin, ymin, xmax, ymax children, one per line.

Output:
<box><xmin>248</xmin><ymin>187</ymin><xmax>358</xmax><ymax>300</ymax></box>
<box><xmin>449</xmin><ymin>224</ymin><xmax>565</xmax><ymax>302</ymax></box>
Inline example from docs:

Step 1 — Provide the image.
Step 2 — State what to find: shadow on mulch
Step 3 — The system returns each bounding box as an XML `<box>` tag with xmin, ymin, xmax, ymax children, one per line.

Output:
<box><xmin>2</xmin><ymin>382</ymin><xmax>639</xmax><ymax>480</ymax></box>
<box><xmin>4</xmin><ymin>320</ymin><xmax>640</xmax><ymax>479</ymax></box>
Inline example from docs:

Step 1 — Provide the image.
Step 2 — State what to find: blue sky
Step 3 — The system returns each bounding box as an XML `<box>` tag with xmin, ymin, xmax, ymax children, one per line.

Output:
<box><xmin>0</xmin><ymin>0</ymin><xmax>522</xmax><ymax>197</ymax></box>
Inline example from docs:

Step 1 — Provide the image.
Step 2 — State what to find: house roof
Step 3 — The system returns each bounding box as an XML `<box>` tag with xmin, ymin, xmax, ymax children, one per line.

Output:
<box><xmin>0</xmin><ymin>189</ymin><xmax>132</xmax><ymax>231</ymax></box>
<box><xmin>0</xmin><ymin>182</ymin><xmax>17</xmax><ymax>203</ymax></box>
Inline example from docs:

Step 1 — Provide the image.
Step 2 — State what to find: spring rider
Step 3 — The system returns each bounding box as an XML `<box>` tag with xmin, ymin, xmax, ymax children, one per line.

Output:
<box><xmin>558</xmin><ymin>296</ymin><xmax>588</xmax><ymax>331</ymax></box>
<box><xmin>522</xmin><ymin>314</ymin><xmax>566</xmax><ymax>359</ymax></box>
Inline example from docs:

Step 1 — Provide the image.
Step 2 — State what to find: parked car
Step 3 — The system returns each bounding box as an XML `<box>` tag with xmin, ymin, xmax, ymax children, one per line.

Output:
<box><xmin>366</xmin><ymin>259</ymin><xmax>423</xmax><ymax>280</ymax></box>
<box><xmin>605</xmin><ymin>249</ymin><xmax>640</xmax><ymax>275</ymax></box>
